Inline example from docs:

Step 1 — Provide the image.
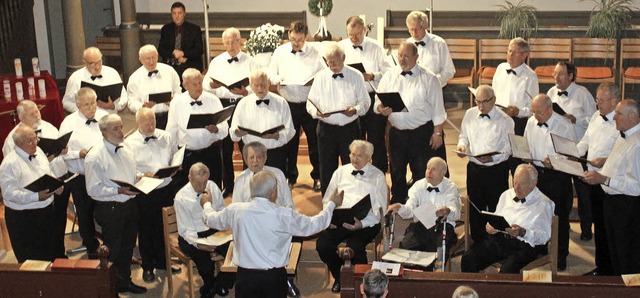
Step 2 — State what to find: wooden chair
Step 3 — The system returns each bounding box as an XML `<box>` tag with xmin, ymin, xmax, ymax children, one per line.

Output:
<box><xmin>208</xmin><ymin>37</ymin><xmax>247</xmax><ymax>59</ymax></box>
<box><xmin>445</xmin><ymin>39</ymin><xmax>477</xmax><ymax>106</ymax></box>
<box><xmin>620</xmin><ymin>38</ymin><xmax>640</xmax><ymax>99</ymax></box>
<box><xmin>446</xmin><ymin>196</ymin><xmax>470</xmax><ymax>271</ymax></box>
<box><xmin>528</xmin><ymin>38</ymin><xmax>572</xmax><ymax>84</ymax></box>
<box><xmin>572</xmin><ymin>38</ymin><xmax>617</xmax><ymax>84</ymax></box>
<box><xmin>477</xmin><ymin>39</ymin><xmax>511</xmax><ymax>86</ymax></box>
<box><xmin>162</xmin><ymin>206</ymin><xmax>195</xmax><ymax>298</ymax></box>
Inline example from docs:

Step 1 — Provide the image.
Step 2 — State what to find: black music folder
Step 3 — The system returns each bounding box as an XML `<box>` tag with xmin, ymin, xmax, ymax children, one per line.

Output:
<box><xmin>377</xmin><ymin>92</ymin><xmax>406</xmax><ymax>112</ymax></box>
<box><xmin>348</xmin><ymin>63</ymin><xmax>366</xmax><ymax>73</ymax></box>
<box><xmin>153</xmin><ymin>165</ymin><xmax>180</xmax><ymax>179</ymax></box>
<box><xmin>187</xmin><ymin>105</ymin><xmax>236</xmax><ymax>129</ymax></box>
<box><xmin>331</xmin><ymin>194</ymin><xmax>372</xmax><ymax>226</ymax></box>
<box><xmin>80</xmin><ymin>81</ymin><xmax>123</xmax><ymax>103</ymax></box>
<box><xmin>481</xmin><ymin>211</ymin><xmax>511</xmax><ymax>231</ymax></box>
<box><xmin>149</xmin><ymin>91</ymin><xmax>172</xmax><ymax>104</ymax></box>
<box><xmin>38</xmin><ymin>132</ymin><xmax>72</xmax><ymax>157</ymax></box>
<box><xmin>553</xmin><ymin>103</ymin><xmax>567</xmax><ymax>116</ymax></box>
<box><xmin>25</xmin><ymin>174</ymin><xmax>64</xmax><ymax>193</ymax></box>
<box><xmin>238</xmin><ymin>124</ymin><xmax>285</xmax><ymax>137</ymax></box>
<box><xmin>211</xmin><ymin>76</ymin><xmax>250</xmax><ymax>90</ymax></box>
<box><xmin>307</xmin><ymin>100</ymin><xmax>347</xmax><ymax>117</ymax></box>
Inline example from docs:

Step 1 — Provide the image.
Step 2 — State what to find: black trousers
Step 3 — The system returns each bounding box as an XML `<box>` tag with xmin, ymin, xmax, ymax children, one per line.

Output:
<box><xmin>52</xmin><ymin>184</ymin><xmax>71</xmax><ymax>258</ymax></box>
<box><xmin>461</xmin><ymin>234</ymin><xmax>544</xmax><ymax>273</ymax></box>
<box><xmin>467</xmin><ymin>161</ymin><xmax>510</xmax><ymax>243</ymax></box>
<box><xmin>236</xmin><ymin>267</ymin><xmax>287</xmax><ymax>298</ymax></box>
<box><xmin>178</xmin><ymin>236</ymin><xmax>234</xmax><ymax>295</ymax></box>
<box><xmin>178</xmin><ymin>142</ymin><xmax>222</xmax><ymax>189</ymax></box>
<box><xmin>220</xmin><ymin>98</ymin><xmax>242</xmax><ymax>192</ymax></box>
<box><xmin>536</xmin><ymin>167</ymin><xmax>573</xmax><ymax>265</ymax></box>
<box><xmin>316</xmin><ymin>120</ymin><xmax>360</xmax><ymax>195</ymax></box>
<box><xmin>574</xmin><ymin>176</ymin><xmax>593</xmax><ymax>236</ymax></box>
<box><xmin>265</xmin><ymin>145</ymin><xmax>288</xmax><ymax>175</ymax></box>
<box><xmin>5</xmin><ymin>204</ymin><xmax>55</xmax><ymax>263</ymax></box>
<box><xmin>137</xmin><ymin>185</ymin><xmax>174</xmax><ymax>271</ymax></box>
<box><xmin>360</xmin><ymin>92</ymin><xmax>388</xmax><ymax>173</ymax></box>
<box><xmin>603</xmin><ymin>194</ymin><xmax>640</xmax><ymax>275</ymax></box>
<box><xmin>286</xmin><ymin>101</ymin><xmax>319</xmax><ymax>183</ymax></box>
<box><xmin>316</xmin><ymin>224</ymin><xmax>380</xmax><ymax>280</ymax></box>
<box><xmin>389</xmin><ymin>122</ymin><xmax>433</xmax><ymax>204</ymax></box>
<box><xmin>155</xmin><ymin>111</ymin><xmax>169</xmax><ymax>130</ymax></box>
<box><xmin>94</xmin><ymin>199</ymin><xmax>139</xmax><ymax>289</ymax></box>
<box><xmin>589</xmin><ymin>184</ymin><xmax>612</xmax><ymax>275</ymax></box>
<box><xmin>67</xmin><ymin>174</ymin><xmax>100</xmax><ymax>253</ymax></box>
<box><xmin>400</xmin><ymin>222</ymin><xmax>457</xmax><ymax>256</ymax></box>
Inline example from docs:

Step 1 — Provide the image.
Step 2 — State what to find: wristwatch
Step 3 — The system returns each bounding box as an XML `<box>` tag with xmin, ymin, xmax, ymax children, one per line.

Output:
<box><xmin>520</xmin><ymin>229</ymin><xmax>526</xmax><ymax>237</ymax></box>
<box><xmin>603</xmin><ymin>177</ymin><xmax>611</xmax><ymax>187</ymax></box>
<box><xmin>434</xmin><ymin>131</ymin><xmax>443</xmax><ymax>136</ymax></box>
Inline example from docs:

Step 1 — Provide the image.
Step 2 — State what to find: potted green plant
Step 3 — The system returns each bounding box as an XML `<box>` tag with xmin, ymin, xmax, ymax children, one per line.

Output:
<box><xmin>496</xmin><ymin>0</ymin><xmax>538</xmax><ymax>39</ymax></box>
<box><xmin>583</xmin><ymin>0</ymin><xmax>635</xmax><ymax>39</ymax></box>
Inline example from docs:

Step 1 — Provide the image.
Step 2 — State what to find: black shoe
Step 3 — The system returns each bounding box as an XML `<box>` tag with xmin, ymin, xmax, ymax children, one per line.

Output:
<box><xmin>287</xmin><ymin>279</ymin><xmax>300</xmax><ymax>297</ymax></box>
<box><xmin>580</xmin><ymin>233</ymin><xmax>593</xmax><ymax>241</ymax></box>
<box><xmin>215</xmin><ymin>285</ymin><xmax>229</xmax><ymax>297</ymax></box>
<box><xmin>583</xmin><ymin>268</ymin><xmax>601</xmax><ymax>276</ymax></box>
<box><xmin>117</xmin><ymin>283</ymin><xmax>147</xmax><ymax>294</ymax></box>
<box><xmin>313</xmin><ymin>179</ymin><xmax>321</xmax><ymax>192</ymax></box>
<box><xmin>87</xmin><ymin>252</ymin><xmax>99</xmax><ymax>260</ymax></box>
<box><xmin>142</xmin><ymin>269</ymin><xmax>155</xmax><ymax>282</ymax></box>
<box><xmin>331</xmin><ymin>281</ymin><xmax>341</xmax><ymax>293</ymax></box>
<box><xmin>222</xmin><ymin>188</ymin><xmax>233</xmax><ymax>198</ymax></box>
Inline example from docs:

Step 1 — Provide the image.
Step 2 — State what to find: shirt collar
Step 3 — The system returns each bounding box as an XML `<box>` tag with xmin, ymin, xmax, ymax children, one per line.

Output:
<box><xmin>103</xmin><ymin>139</ymin><xmax>121</xmax><ymax>154</ymax></box>
<box><xmin>561</xmin><ymin>82</ymin><xmax>577</xmax><ymax>94</ymax></box>
<box><xmin>623</xmin><ymin>123</ymin><xmax>640</xmax><ymax>138</ymax></box>
<box><xmin>603</xmin><ymin>110</ymin><xmax>615</xmax><ymax>122</ymax></box>
<box><xmin>516</xmin><ymin>187</ymin><xmax>541</xmax><ymax>206</ymax></box>
<box><xmin>15</xmin><ymin>146</ymin><xmax>33</xmax><ymax>161</ymax></box>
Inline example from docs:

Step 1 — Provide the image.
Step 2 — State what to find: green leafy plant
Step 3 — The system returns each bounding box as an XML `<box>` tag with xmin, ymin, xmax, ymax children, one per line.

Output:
<box><xmin>496</xmin><ymin>0</ymin><xmax>538</xmax><ymax>39</ymax></box>
<box><xmin>583</xmin><ymin>0</ymin><xmax>635</xmax><ymax>39</ymax></box>
<box><xmin>244</xmin><ymin>23</ymin><xmax>285</xmax><ymax>55</ymax></box>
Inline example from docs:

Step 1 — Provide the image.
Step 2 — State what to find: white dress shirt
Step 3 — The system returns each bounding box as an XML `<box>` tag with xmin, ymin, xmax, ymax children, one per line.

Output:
<box><xmin>175</xmin><ymin>180</ymin><xmax>226</xmax><ymax>246</ymax></box>
<box><xmin>458</xmin><ymin>106</ymin><xmax>515</xmax><ymax>165</ymax></box>
<box><xmin>577</xmin><ymin>110</ymin><xmax>618</xmax><ymax>171</ymax></box>
<box><xmin>524</xmin><ymin>112</ymin><xmax>577</xmax><ymax>168</ymax></box>
<box><xmin>59</xmin><ymin>110</ymin><xmax>109</xmax><ymax>175</ymax></box>
<box><xmin>0</xmin><ymin>146</ymin><xmax>54</xmax><ymax>210</ymax></box>
<box><xmin>398</xmin><ymin>177</ymin><xmax>461</xmax><ymax>227</ymax></box>
<box><xmin>407</xmin><ymin>32</ymin><xmax>456</xmax><ymax>87</ymax></box>
<box><xmin>268</xmin><ymin>42</ymin><xmax>326</xmax><ymax>103</ymax></box>
<box><xmin>322</xmin><ymin>163</ymin><xmax>388</xmax><ymax>228</ymax></box>
<box><xmin>493</xmin><ymin>62</ymin><xmax>539</xmax><ymax>118</ymax></box>
<box><xmin>547</xmin><ymin>82</ymin><xmax>596</xmax><ymax>140</ymax></box>
<box><xmin>203</xmin><ymin>51</ymin><xmax>256</xmax><ymax>98</ymax></box>
<box><xmin>229</xmin><ymin>92</ymin><xmax>294</xmax><ymax>149</ymax></box>
<box><xmin>374</xmin><ymin>64</ymin><xmax>446</xmax><ymax>130</ymax></box>
<box><xmin>166</xmin><ymin>91</ymin><xmax>229</xmax><ymax>150</ymax></box>
<box><xmin>600</xmin><ymin>124</ymin><xmax>640</xmax><ymax>196</ymax></box>
<box><xmin>3</xmin><ymin>121</ymin><xmax>67</xmax><ymax>178</ymax></box>
<box><xmin>338</xmin><ymin>37</ymin><xmax>390</xmax><ymax>93</ymax></box>
<box><xmin>307</xmin><ymin>66</ymin><xmax>370</xmax><ymax>126</ymax></box>
<box><xmin>232</xmin><ymin>166</ymin><xmax>293</xmax><ymax>209</ymax></box>
<box><xmin>127</xmin><ymin>63</ymin><xmax>181</xmax><ymax>114</ymax></box>
<box><xmin>202</xmin><ymin>197</ymin><xmax>336</xmax><ymax>269</ymax></box>
<box><xmin>494</xmin><ymin>187</ymin><xmax>555</xmax><ymax>247</ymax></box>
<box><xmin>62</xmin><ymin>66</ymin><xmax>128</xmax><ymax>114</ymax></box>
<box><xmin>123</xmin><ymin>128</ymin><xmax>177</xmax><ymax>189</ymax></box>
<box><xmin>85</xmin><ymin>140</ymin><xmax>137</xmax><ymax>202</ymax></box>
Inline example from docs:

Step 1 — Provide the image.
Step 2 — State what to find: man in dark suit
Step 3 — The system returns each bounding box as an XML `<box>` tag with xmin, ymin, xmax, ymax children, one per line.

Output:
<box><xmin>158</xmin><ymin>1</ymin><xmax>203</xmax><ymax>79</ymax></box>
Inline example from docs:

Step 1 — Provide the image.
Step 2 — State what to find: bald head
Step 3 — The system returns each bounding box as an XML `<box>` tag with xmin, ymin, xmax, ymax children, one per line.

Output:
<box><xmin>13</xmin><ymin>125</ymin><xmax>38</xmax><ymax>155</ymax></box>
<box><xmin>426</xmin><ymin>157</ymin><xmax>447</xmax><ymax>185</ymax></box>
<box><xmin>531</xmin><ymin>94</ymin><xmax>553</xmax><ymax>123</ymax></box>
<box><xmin>136</xmin><ymin>107</ymin><xmax>156</xmax><ymax>136</ymax></box>
<box><xmin>475</xmin><ymin>85</ymin><xmax>496</xmax><ymax>113</ymax></box>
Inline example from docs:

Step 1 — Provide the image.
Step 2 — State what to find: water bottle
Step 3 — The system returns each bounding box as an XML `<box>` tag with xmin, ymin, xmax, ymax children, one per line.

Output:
<box><xmin>433</xmin><ymin>246</ymin><xmax>443</xmax><ymax>272</ymax></box>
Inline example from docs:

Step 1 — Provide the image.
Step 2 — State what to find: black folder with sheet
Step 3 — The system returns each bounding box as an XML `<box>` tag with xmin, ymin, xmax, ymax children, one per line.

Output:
<box><xmin>238</xmin><ymin>124</ymin><xmax>285</xmax><ymax>137</ymax></box>
<box><xmin>80</xmin><ymin>81</ymin><xmax>123</xmax><ymax>103</ymax></box>
<box><xmin>25</xmin><ymin>174</ymin><xmax>64</xmax><ymax>193</ymax></box>
<box><xmin>211</xmin><ymin>77</ymin><xmax>249</xmax><ymax>90</ymax></box>
<box><xmin>468</xmin><ymin>198</ymin><xmax>510</xmax><ymax>231</ymax></box>
<box><xmin>38</xmin><ymin>132</ymin><xmax>72</xmax><ymax>157</ymax></box>
<box><xmin>153</xmin><ymin>165</ymin><xmax>180</xmax><ymax>179</ymax></box>
<box><xmin>187</xmin><ymin>105</ymin><xmax>236</xmax><ymax>129</ymax></box>
<box><xmin>149</xmin><ymin>91</ymin><xmax>172</xmax><ymax>104</ymax></box>
<box><xmin>331</xmin><ymin>194</ymin><xmax>372</xmax><ymax>226</ymax></box>
<box><xmin>377</xmin><ymin>92</ymin><xmax>406</xmax><ymax>112</ymax></box>
<box><xmin>348</xmin><ymin>63</ymin><xmax>366</xmax><ymax>73</ymax></box>
<box><xmin>553</xmin><ymin>103</ymin><xmax>567</xmax><ymax>116</ymax></box>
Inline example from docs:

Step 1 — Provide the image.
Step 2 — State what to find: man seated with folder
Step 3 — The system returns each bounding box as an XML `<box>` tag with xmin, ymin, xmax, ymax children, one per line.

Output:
<box><xmin>175</xmin><ymin>163</ymin><xmax>234</xmax><ymax>298</ymax></box>
<box><xmin>230</xmin><ymin>69</ymin><xmax>294</xmax><ymax>174</ymax></box>
<box><xmin>461</xmin><ymin>164</ymin><xmax>555</xmax><ymax>274</ymax></box>
<box><xmin>387</xmin><ymin>157</ymin><xmax>460</xmax><ymax>265</ymax></box>
<box><xmin>0</xmin><ymin>126</ymin><xmax>62</xmax><ymax>263</ymax></box>
<box><xmin>316</xmin><ymin>140</ymin><xmax>388</xmax><ymax>293</ymax></box>
<box><xmin>123</xmin><ymin>107</ymin><xmax>180</xmax><ymax>282</ymax></box>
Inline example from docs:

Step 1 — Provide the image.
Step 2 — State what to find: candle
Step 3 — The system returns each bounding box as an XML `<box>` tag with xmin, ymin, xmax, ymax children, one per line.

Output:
<box><xmin>27</xmin><ymin>77</ymin><xmax>36</xmax><ymax>99</ymax></box>
<box><xmin>14</xmin><ymin>58</ymin><xmax>23</xmax><ymax>77</ymax></box>
<box><xmin>32</xmin><ymin>57</ymin><xmax>40</xmax><ymax>77</ymax></box>
<box><xmin>15</xmin><ymin>82</ymin><xmax>24</xmax><ymax>100</ymax></box>
<box><xmin>377</xmin><ymin>17</ymin><xmax>385</xmax><ymax>43</ymax></box>
<box><xmin>38</xmin><ymin>79</ymin><xmax>46</xmax><ymax>98</ymax></box>
<box><xmin>3</xmin><ymin>80</ymin><xmax>11</xmax><ymax>102</ymax></box>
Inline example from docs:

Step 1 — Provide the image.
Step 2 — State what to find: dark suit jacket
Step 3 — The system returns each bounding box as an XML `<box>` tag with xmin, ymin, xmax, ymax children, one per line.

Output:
<box><xmin>158</xmin><ymin>21</ymin><xmax>203</xmax><ymax>71</ymax></box>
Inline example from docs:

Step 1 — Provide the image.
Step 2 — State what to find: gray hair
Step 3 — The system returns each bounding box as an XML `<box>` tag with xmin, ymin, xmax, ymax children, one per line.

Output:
<box><xmin>597</xmin><ymin>82</ymin><xmax>621</xmax><ymax>100</ymax></box>
<box><xmin>138</xmin><ymin>44</ymin><xmax>158</xmax><ymax>58</ymax></box>
<box><xmin>222</xmin><ymin>27</ymin><xmax>241</xmax><ymax>40</ymax></box>
<box><xmin>325</xmin><ymin>44</ymin><xmax>345</xmax><ymax>59</ymax></box>
<box><xmin>242</xmin><ymin>141</ymin><xmax>268</xmax><ymax>160</ymax></box>
<box><xmin>12</xmin><ymin>125</ymin><xmax>34</xmax><ymax>146</ymax></box>
<box><xmin>516</xmin><ymin>163</ymin><xmax>538</xmax><ymax>184</ymax></box>
<box><xmin>362</xmin><ymin>269</ymin><xmax>388</xmax><ymax>298</ymax></box>
<box><xmin>475</xmin><ymin>85</ymin><xmax>495</xmax><ymax>101</ymax></box>
<box><xmin>349</xmin><ymin>140</ymin><xmax>374</xmax><ymax>158</ymax></box>
<box><xmin>189</xmin><ymin>162</ymin><xmax>210</xmax><ymax>179</ymax></box>
<box><xmin>452</xmin><ymin>285</ymin><xmax>479</xmax><ymax>298</ymax></box>
<box><xmin>509</xmin><ymin>37</ymin><xmax>530</xmax><ymax>53</ymax></box>
<box><xmin>83</xmin><ymin>47</ymin><xmax>102</xmax><ymax>60</ymax></box>
<box><xmin>249</xmin><ymin>69</ymin><xmax>269</xmax><ymax>85</ymax></box>
<box><xmin>250</xmin><ymin>170</ymin><xmax>277</xmax><ymax>198</ymax></box>
<box><xmin>406</xmin><ymin>10</ymin><xmax>428</xmax><ymax>28</ymax></box>
<box><xmin>16</xmin><ymin>100</ymin><xmax>37</xmax><ymax>118</ymax></box>
<box><xmin>98</xmin><ymin>113</ymin><xmax>122</xmax><ymax>132</ymax></box>
<box><xmin>533</xmin><ymin>94</ymin><xmax>552</xmax><ymax>108</ymax></box>
<box><xmin>76</xmin><ymin>87</ymin><xmax>97</xmax><ymax>106</ymax></box>
<box><xmin>182</xmin><ymin>67</ymin><xmax>202</xmax><ymax>83</ymax></box>
<box><xmin>620</xmin><ymin>99</ymin><xmax>640</xmax><ymax>117</ymax></box>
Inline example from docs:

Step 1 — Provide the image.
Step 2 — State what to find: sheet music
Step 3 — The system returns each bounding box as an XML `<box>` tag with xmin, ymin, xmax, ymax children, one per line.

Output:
<box><xmin>194</xmin><ymin>230</ymin><xmax>233</xmax><ymax>247</ymax></box>
<box><xmin>412</xmin><ymin>200</ymin><xmax>438</xmax><ymax>229</ymax></box>
<box><xmin>381</xmin><ymin>248</ymin><xmax>436</xmax><ymax>267</ymax></box>
<box><xmin>549</xmin><ymin>156</ymin><xmax>585</xmax><ymax>177</ymax></box>
<box><xmin>550</xmin><ymin>133</ymin><xmax>580</xmax><ymax>159</ymax></box>
<box><xmin>509</xmin><ymin>134</ymin><xmax>532</xmax><ymax>160</ymax></box>
<box><xmin>134</xmin><ymin>177</ymin><xmax>163</xmax><ymax>194</ymax></box>
<box><xmin>171</xmin><ymin>146</ymin><xmax>186</xmax><ymax>166</ymax></box>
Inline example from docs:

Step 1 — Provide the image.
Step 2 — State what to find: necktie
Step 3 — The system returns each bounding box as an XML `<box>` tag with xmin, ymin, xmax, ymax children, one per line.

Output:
<box><xmin>115</xmin><ymin>145</ymin><xmax>123</xmax><ymax>153</ymax></box>
<box><xmin>352</xmin><ymin>45</ymin><xmax>363</xmax><ymax>50</ymax></box>
<box><xmin>506</xmin><ymin>69</ymin><xmax>516</xmax><ymax>75</ymax></box>
<box><xmin>351</xmin><ymin>170</ymin><xmax>364</xmax><ymax>176</ymax></box>
<box><xmin>28</xmin><ymin>154</ymin><xmax>37</xmax><ymax>161</ymax></box>
<box><xmin>600</xmin><ymin>114</ymin><xmax>609</xmax><ymax>121</ymax></box>
<box><xmin>85</xmin><ymin>119</ymin><xmax>97</xmax><ymax>125</ymax></box>
<box><xmin>34</xmin><ymin>129</ymin><xmax>42</xmax><ymax>134</ymax></box>
<box><xmin>174</xmin><ymin>27</ymin><xmax>183</xmax><ymax>51</ymax></box>
<box><xmin>479</xmin><ymin>113</ymin><xmax>490</xmax><ymax>119</ymax></box>
<box><xmin>332</xmin><ymin>73</ymin><xmax>344</xmax><ymax>79</ymax></box>
<box><xmin>90</xmin><ymin>75</ymin><xmax>103</xmax><ymax>81</ymax></box>
<box><xmin>291</xmin><ymin>50</ymin><xmax>301</xmax><ymax>54</ymax></box>
<box><xmin>415</xmin><ymin>41</ymin><xmax>426</xmax><ymax>46</ymax></box>
<box><xmin>190</xmin><ymin>100</ymin><xmax>202</xmax><ymax>106</ymax></box>
<box><xmin>557</xmin><ymin>90</ymin><xmax>568</xmax><ymax>97</ymax></box>
<box><xmin>227</xmin><ymin>56</ymin><xmax>239</xmax><ymax>63</ymax></box>
<box><xmin>144</xmin><ymin>135</ymin><xmax>157</xmax><ymax>143</ymax></box>
<box><xmin>621</xmin><ymin>131</ymin><xmax>626</xmax><ymax>139</ymax></box>
<box><xmin>513</xmin><ymin>197</ymin><xmax>526</xmax><ymax>204</ymax></box>
<box><xmin>537</xmin><ymin>122</ymin><xmax>548</xmax><ymax>128</ymax></box>
<box><xmin>401</xmin><ymin>71</ymin><xmax>413</xmax><ymax>76</ymax></box>
<box><xmin>148</xmin><ymin>70</ymin><xmax>159</xmax><ymax>77</ymax></box>
<box><xmin>256</xmin><ymin>99</ymin><xmax>270</xmax><ymax>105</ymax></box>
<box><xmin>427</xmin><ymin>186</ymin><xmax>439</xmax><ymax>193</ymax></box>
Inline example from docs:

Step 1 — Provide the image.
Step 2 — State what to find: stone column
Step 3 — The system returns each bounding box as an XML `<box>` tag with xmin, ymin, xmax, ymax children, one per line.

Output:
<box><xmin>61</xmin><ymin>0</ymin><xmax>85</xmax><ymax>78</ymax></box>
<box><xmin>119</xmin><ymin>0</ymin><xmax>140</xmax><ymax>83</ymax></box>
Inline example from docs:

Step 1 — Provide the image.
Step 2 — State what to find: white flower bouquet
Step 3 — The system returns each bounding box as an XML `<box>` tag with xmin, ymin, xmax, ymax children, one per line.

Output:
<box><xmin>245</xmin><ymin>23</ymin><xmax>286</xmax><ymax>56</ymax></box>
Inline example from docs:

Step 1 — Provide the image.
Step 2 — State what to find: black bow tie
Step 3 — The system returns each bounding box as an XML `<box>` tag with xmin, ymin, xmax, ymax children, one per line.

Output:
<box><xmin>621</xmin><ymin>131</ymin><xmax>626</xmax><ymax>139</ymax></box>
<box><xmin>401</xmin><ymin>71</ymin><xmax>413</xmax><ymax>76</ymax></box>
<box><xmin>537</xmin><ymin>122</ymin><xmax>548</xmax><ymax>128</ymax></box>
<box><xmin>513</xmin><ymin>197</ymin><xmax>526</xmax><ymax>204</ymax></box>
<box><xmin>291</xmin><ymin>50</ymin><xmax>302</xmax><ymax>54</ymax></box>
<box><xmin>427</xmin><ymin>186</ymin><xmax>439</xmax><ymax>193</ymax></box>
<box><xmin>144</xmin><ymin>135</ymin><xmax>157</xmax><ymax>143</ymax></box>
<box><xmin>256</xmin><ymin>99</ymin><xmax>270</xmax><ymax>105</ymax></box>
<box><xmin>557</xmin><ymin>90</ymin><xmax>568</xmax><ymax>97</ymax></box>
<box><xmin>28</xmin><ymin>154</ymin><xmax>37</xmax><ymax>161</ymax></box>
<box><xmin>148</xmin><ymin>70</ymin><xmax>159</xmax><ymax>77</ymax></box>
<box><xmin>332</xmin><ymin>73</ymin><xmax>344</xmax><ymax>79</ymax></box>
<box><xmin>227</xmin><ymin>56</ymin><xmax>239</xmax><ymax>63</ymax></box>
<box><xmin>115</xmin><ymin>145</ymin><xmax>123</xmax><ymax>153</ymax></box>
<box><xmin>351</xmin><ymin>170</ymin><xmax>364</xmax><ymax>176</ymax></box>
<box><xmin>190</xmin><ymin>100</ymin><xmax>202</xmax><ymax>106</ymax></box>
<box><xmin>600</xmin><ymin>114</ymin><xmax>609</xmax><ymax>121</ymax></box>
<box><xmin>415</xmin><ymin>41</ymin><xmax>426</xmax><ymax>46</ymax></box>
<box><xmin>479</xmin><ymin>113</ymin><xmax>490</xmax><ymax>119</ymax></box>
<box><xmin>506</xmin><ymin>69</ymin><xmax>516</xmax><ymax>75</ymax></box>
<box><xmin>352</xmin><ymin>45</ymin><xmax>363</xmax><ymax>50</ymax></box>
<box><xmin>34</xmin><ymin>129</ymin><xmax>42</xmax><ymax>134</ymax></box>
<box><xmin>90</xmin><ymin>75</ymin><xmax>103</xmax><ymax>81</ymax></box>
<box><xmin>85</xmin><ymin>119</ymin><xmax>97</xmax><ymax>125</ymax></box>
